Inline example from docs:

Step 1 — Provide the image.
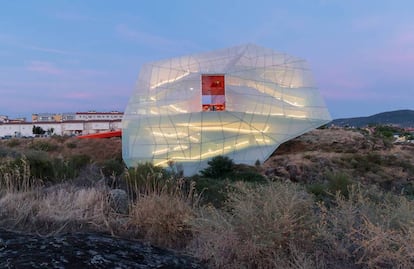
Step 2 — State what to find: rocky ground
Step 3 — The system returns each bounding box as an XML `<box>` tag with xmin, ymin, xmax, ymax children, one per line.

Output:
<box><xmin>264</xmin><ymin>128</ymin><xmax>414</xmax><ymax>193</ymax></box>
<box><xmin>0</xmin><ymin>229</ymin><xmax>204</xmax><ymax>269</ymax></box>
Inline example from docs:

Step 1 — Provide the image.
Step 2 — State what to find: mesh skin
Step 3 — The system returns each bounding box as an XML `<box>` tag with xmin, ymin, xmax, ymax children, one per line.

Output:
<box><xmin>122</xmin><ymin>44</ymin><xmax>331</xmax><ymax>175</ymax></box>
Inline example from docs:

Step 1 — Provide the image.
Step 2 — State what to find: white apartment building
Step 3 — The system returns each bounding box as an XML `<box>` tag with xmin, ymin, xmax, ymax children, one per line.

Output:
<box><xmin>1</xmin><ymin>111</ymin><xmax>123</xmax><ymax>138</ymax></box>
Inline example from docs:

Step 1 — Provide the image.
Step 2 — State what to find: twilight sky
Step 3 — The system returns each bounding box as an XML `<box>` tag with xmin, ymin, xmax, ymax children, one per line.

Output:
<box><xmin>1</xmin><ymin>0</ymin><xmax>413</xmax><ymax>119</ymax></box>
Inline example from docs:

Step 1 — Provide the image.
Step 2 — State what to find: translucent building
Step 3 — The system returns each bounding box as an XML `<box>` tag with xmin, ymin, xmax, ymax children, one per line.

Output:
<box><xmin>122</xmin><ymin>44</ymin><xmax>331</xmax><ymax>175</ymax></box>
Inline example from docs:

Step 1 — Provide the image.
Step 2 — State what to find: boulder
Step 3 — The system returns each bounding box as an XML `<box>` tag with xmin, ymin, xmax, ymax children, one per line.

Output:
<box><xmin>0</xmin><ymin>229</ymin><xmax>204</xmax><ymax>268</ymax></box>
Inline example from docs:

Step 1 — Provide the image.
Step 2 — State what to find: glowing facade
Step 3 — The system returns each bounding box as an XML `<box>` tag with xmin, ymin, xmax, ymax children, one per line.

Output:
<box><xmin>122</xmin><ymin>44</ymin><xmax>331</xmax><ymax>175</ymax></box>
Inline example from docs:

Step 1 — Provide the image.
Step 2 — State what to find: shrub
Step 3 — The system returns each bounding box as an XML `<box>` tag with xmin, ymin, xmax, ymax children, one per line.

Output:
<box><xmin>0</xmin><ymin>157</ymin><xmax>36</xmax><ymax>194</ymax></box>
<box><xmin>190</xmin><ymin>182</ymin><xmax>317</xmax><ymax>268</ymax></box>
<box><xmin>6</xmin><ymin>139</ymin><xmax>20</xmax><ymax>148</ymax></box>
<box><xmin>191</xmin><ymin>176</ymin><xmax>230</xmax><ymax>207</ymax></box>
<box><xmin>66</xmin><ymin>142</ymin><xmax>77</xmax><ymax>149</ymax></box>
<box><xmin>126</xmin><ymin>193</ymin><xmax>195</xmax><ymax>249</ymax></box>
<box><xmin>307</xmin><ymin>172</ymin><xmax>353</xmax><ymax>201</ymax></box>
<box><xmin>100</xmin><ymin>159</ymin><xmax>125</xmax><ymax>178</ymax></box>
<box><xmin>326</xmin><ymin>172</ymin><xmax>353</xmax><ymax>198</ymax></box>
<box><xmin>124</xmin><ymin>162</ymin><xmax>178</xmax><ymax>199</ymax></box>
<box><xmin>29</xmin><ymin>140</ymin><xmax>59</xmax><ymax>152</ymax></box>
<box><xmin>199</xmin><ymin>155</ymin><xmax>234</xmax><ymax>179</ymax></box>
<box><xmin>0</xmin><ymin>185</ymin><xmax>115</xmax><ymax>234</ymax></box>
<box><xmin>24</xmin><ymin>151</ymin><xmax>54</xmax><ymax>181</ymax></box>
<box><xmin>317</xmin><ymin>185</ymin><xmax>414</xmax><ymax>268</ymax></box>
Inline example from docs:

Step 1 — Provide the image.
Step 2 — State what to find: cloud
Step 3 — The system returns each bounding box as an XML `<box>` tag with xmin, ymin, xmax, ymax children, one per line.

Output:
<box><xmin>114</xmin><ymin>23</ymin><xmax>200</xmax><ymax>54</ymax></box>
<box><xmin>26</xmin><ymin>61</ymin><xmax>64</xmax><ymax>75</ymax></box>
<box><xmin>116</xmin><ymin>24</ymin><xmax>176</xmax><ymax>48</ymax></box>
<box><xmin>53</xmin><ymin>11</ymin><xmax>95</xmax><ymax>22</ymax></box>
<box><xmin>22</xmin><ymin>45</ymin><xmax>73</xmax><ymax>55</ymax></box>
<box><xmin>63</xmin><ymin>92</ymin><xmax>94</xmax><ymax>99</ymax></box>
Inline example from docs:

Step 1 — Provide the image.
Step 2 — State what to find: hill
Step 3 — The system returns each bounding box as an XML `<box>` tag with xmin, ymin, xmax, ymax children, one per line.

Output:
<box><xmin>331</xmin><ymin>109</ymin><xmax>414</xmax><ymax>128</ymax></box>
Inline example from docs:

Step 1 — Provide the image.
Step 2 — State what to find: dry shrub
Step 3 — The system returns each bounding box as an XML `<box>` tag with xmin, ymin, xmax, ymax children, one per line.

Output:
<box><xmin>317</xmin><ymin>184</ymin><xmax>414</xmax><ymax>268</ymax></box>
<box><xmin>0</xmin><ymin>157</ymin><xmax>37</xmax><ymax>194</ymax></box>
<box><xmin>0</xmin><ymin>191</ymin><xmax>39</xmax><ymax>228</ymax></box>
<box><xmin>190</xmin><ymin>181</ymin><xmax>317</xmax><ymax>268</ymax></box>
<box><xmin>0</xmin><ymin>185</ymin><xmax>117</xmax><ymax>234</ymax></box>
<box><xmin>126</xmin><ymin>193</ymin><xmax>195</xmax><ymax>249</ymax></box>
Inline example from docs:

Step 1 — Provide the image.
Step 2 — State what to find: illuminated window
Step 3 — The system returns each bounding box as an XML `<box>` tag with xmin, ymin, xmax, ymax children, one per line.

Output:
<box><xmin>202</xmin><ymin>75</ymin><xmax>225</xmax><ymax>111</ymax></box>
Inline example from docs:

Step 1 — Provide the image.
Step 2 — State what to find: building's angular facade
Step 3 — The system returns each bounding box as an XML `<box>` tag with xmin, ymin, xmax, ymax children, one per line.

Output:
<box><xmin>122</xmin><ymin>44</ymin><xmax>331</xmax><ymax>175</ymax></box>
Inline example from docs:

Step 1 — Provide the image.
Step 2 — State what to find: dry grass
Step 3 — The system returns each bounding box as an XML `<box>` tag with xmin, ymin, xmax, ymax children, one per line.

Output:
<box><xmin>190</xmin><ymin>182</ymin><xmax>318</xmax><ymax>268</ymax></box>
<box><xmin>0</xmin><ymin>158</ymin><xmax>37</xmax><ymax>194</ymax></box>
<box><xmin>126</xmin><ymin>193</ymin><xmax>195</xmax><ymax>249</ymax></box>
<box><xmin>0</xmin><ymin>185</ymin><xmax>115</xmax><ymax>234</ymax></box>
<box><xmin>317</xmin><ymin>185</ymin><xmax>414</xmax><ymax>268</ymax></box>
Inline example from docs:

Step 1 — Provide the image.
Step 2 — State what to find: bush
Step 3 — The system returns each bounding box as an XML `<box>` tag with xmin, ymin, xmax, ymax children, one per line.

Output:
<box><xmin>317</xmin><ymin>185</ymin><xmax>414</xmax><ymax>268</ymax></box>
<box><xmin>191</xmin><ymin>182</ymin><xmax>316</xmax><ymax>268</ymax></box>
<box><xmin>124</xmin><ymin>162</ymin><xmax>170</xmax><ymax>198</ymax></box>
<box><xmin>29</xmin><ymin>140</ymin><xmax>59</xmax><ymax>152</ymax></box>
<box><xmin>65</xmin><ymin>142</ymin><xmax>77</xmax><ymax>149</ymax></box>
<box><xmin>199</xmin><ymin>155</ymin><xmax>234</xmax><ymax>179</ymax></box>
<box><xmin>24</xmin><ymin>151</ymin><xmax>54</xmax><ymax>181</ymax></box>
<box><xmin>127</xmin><ymin>193</ymin><xmax>195</xmax><ymax>249</ymax></box>
<box><xmin>191</xmin><ymin>176</ymin><xmax>230</xmax><ymax>207</ymax></box>
<box><xmin>6</xmin><ymin>139</ymin><xmax>20</xmax><ymax>148</ymax></box>
<box><xmin>101</xmin><ymin>158</ymin><xmax>125</xmax><ymax>177</ymax></box>
<box><xmin>307</xmin><ymin>172</ymin><xmax>354</xmax><ymax>201</ymax></box>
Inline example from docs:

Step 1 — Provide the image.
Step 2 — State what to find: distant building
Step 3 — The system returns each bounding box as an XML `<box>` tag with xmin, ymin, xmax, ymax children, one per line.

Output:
<box><xmin>0</xmin><ymin>115</ymin><xmax>8</xmax><ymax>123</ymax></box>
<box><xmin>0</xmin><ymin>111</ymin><xmax>123</xmax><ymax>137</ymax></box>
<box><xmin>32</xmin><ymin>113</ymin><xmax>62</xmax><ymax>122</ymax></box>
<box><xmin>75</xmin><ymin>111</ymin><xmax>123</xmax><ymax>121</ymax></box>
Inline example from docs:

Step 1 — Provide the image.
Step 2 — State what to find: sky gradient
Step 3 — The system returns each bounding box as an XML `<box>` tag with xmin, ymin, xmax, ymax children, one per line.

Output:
<box><xmin>1</xmin><ymin>0</ymin><xmax>413</xmax><ymax>119</ymax></box>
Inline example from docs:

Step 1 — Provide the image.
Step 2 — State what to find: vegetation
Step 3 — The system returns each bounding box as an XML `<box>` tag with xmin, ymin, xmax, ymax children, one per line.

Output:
<box><xmin>0</xmin><ymin>129</ymin><xmax>414</xmax><ymax>268</ymax></box>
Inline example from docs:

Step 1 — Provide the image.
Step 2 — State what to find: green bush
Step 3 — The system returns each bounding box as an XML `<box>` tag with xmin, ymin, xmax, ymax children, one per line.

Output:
<box><xmin>24</xmin><ymin>151</ymin><xmax>54</xmax><ymax>181</ymax></box>
<box><xmin>307</xmin><ymin>172</ymin><xmax>354</xmax><ymax>201</ymax></box>
<box><xmin>51</xmin><ymin>155</ymin><xmax>90</xmax><ymax>180</ymax></box>
<box><xmin>101</xmin><ymin>158</ymin><xmax>125</xmax><ymax>177</ymax></box>
<box><xmin>326</xmin><ymin>172</ymin><xmax>353</xmax><ymax>198</ymax></box>
<box><xmin>124</xmin><ymin>162</ymin><xmax>168</xmax><ymax>198</ymax></box>
<box><xmin>199</xmin><ymin>155</ymin><xmax>234</xmax><ymax>179</ymax></box>
<box><xmin>191</xmin><ymin>176</ymin><xmax>230</xmax><ymax>207</ymax></box>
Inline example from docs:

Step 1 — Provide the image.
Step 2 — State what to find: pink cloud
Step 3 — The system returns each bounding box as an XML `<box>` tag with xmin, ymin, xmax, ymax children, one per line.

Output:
<box><xmin>26</xmin><ymin>61</ymin><xmax>64</xmax><ymax>75</ymax></box>
<box><xmin>63</xmin><ymin>92</ymin><xmax>94</xmax><ymax>99</ymax></box>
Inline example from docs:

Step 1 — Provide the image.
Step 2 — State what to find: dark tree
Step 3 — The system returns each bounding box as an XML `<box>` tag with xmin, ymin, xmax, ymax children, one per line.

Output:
<box><xmin>32</xmin><ymin>125</ymin><xmax>46</xmax><ymax>135</ymax></box>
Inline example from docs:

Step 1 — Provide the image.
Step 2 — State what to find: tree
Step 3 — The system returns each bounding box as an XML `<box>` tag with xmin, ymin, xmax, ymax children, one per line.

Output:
<box><xmin>199</xmin><ymin>155</ymin><xmax>234</xmax><ymax>179</ymax></box>
<box><xmin>32</xmin><ymin>125</ymin><xmax>46</xmax><ymax>136</ymax></box>
<box><xmin>46</xmin><ymin>128</ymin><xmax>54</xmax><ymax>136</ymax></box>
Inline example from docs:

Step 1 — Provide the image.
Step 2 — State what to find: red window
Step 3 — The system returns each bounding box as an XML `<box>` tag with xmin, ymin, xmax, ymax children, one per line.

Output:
<box><xmin>202</xmin><ymin>75</ymin><xmax>225</xmax><ymax>111</ymax></box>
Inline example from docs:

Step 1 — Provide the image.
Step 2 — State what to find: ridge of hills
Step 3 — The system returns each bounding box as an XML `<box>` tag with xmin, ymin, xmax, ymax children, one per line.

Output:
<box><xmin>331</xmin><ymin>109</ymin><xmax>414</xmax><ymax>128</ymax></box>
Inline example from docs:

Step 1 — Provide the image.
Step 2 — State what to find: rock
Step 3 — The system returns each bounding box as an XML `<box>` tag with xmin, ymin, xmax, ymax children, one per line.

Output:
<box><xmin>109</xmin><ymin>188</ymin><xmax>129</xmax><ymax>214</ymax></box>
<box><xmin>0</xmin><ymin>229</ymin><xmax>204</xmax><ymax>268</ymax></box>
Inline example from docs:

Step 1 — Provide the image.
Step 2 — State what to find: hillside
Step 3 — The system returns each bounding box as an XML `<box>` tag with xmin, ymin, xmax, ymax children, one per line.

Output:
<box><xmin>331</xmin><ymin>109</ymin><xmax>414</xmax><ymax>128</ymax></box>
<box><xmin>265</xmin><ymin>128</ymin><xmax>414</xmax><ymax>194</ymax></box>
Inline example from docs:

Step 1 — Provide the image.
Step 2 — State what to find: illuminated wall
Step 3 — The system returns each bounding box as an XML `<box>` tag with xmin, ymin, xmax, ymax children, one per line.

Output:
<box><xmin>122</xmin><ymin>44</ymin><xmax>331</xmax><ymax>175</ymax></box>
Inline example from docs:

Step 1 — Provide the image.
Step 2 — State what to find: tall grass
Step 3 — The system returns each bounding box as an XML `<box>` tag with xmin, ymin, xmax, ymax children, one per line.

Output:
<box><xmin>0</xmin><ymin>157</ymin><xmax>37</xmax><ymax>194</ymax></box>
<box><xmin>317</xmin><ymin>185</ymin><xmax>414</xmax><ymax>268</ymax></box>
<box><xmin>1</xmin><ymin>158</ymin><xmax>414</xmax><ymax>268</ymax></box>
<box><xmin>190</xmin><ymin>181</ymin><xmax>317</xmax><ymax>268</ymax></box>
